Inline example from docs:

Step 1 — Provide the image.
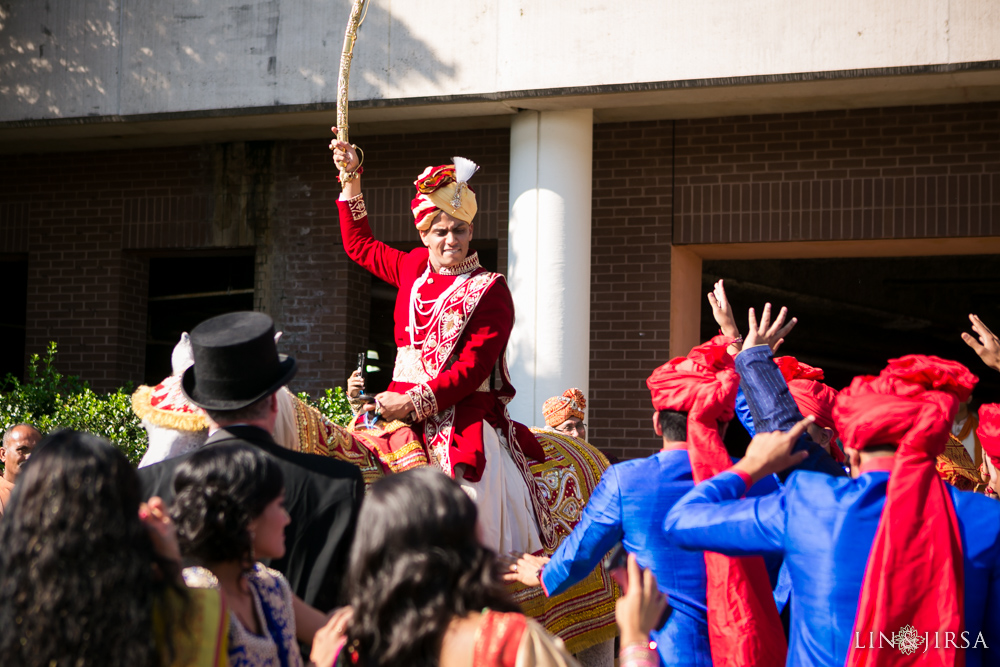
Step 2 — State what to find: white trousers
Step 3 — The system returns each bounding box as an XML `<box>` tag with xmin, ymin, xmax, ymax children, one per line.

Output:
<box><xmin>459</xmin><ymin>421</ymin><xmax>543</xmax><ymax>554</ymax></box>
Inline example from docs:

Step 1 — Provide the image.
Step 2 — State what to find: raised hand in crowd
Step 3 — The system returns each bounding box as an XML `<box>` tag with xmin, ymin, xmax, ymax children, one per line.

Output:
<box><xmin>733</xmin><ymin>416</ymin><xmax>813</xmax><ymax>485</ymax></box>
<box><xmin>743</xmin><ymin>302</ymin><xmax>797</xmax><ymax>354</ymax></box>
<box><xmin>615</xmin><ymin>554</ymin><xmax>669</xmax><ymax>665</ymax></box>
<box><xmin>503</xmin><ymin>551</ymin><xmax>550</xmax><ymax>588</ymax></box>
<box><xmin>961</xmin><ymin>313</ymin><xmax>1000</xmax><ymax>373</ymax></box>
<box><xmin>707</xmin><ymin>279</ymin><xmax>743</xmax><ymax>355</ymax></box>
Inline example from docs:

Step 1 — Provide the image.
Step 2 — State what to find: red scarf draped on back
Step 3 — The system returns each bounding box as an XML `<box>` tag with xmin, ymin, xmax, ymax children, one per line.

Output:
<box><xmin>836</xmin><ymin>355</ymin><xmax>977</xmax><ymax>667</ymax></box>
<box><xmin>647</xmin><ymin>336</ymin><xmax>787</xmax><ymax>667</ymax></box>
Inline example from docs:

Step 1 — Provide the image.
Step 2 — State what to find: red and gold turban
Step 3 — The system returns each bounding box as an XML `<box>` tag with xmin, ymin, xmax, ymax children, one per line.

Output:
<box><xmin>543</xmin><ymin>388</ymin><xmax>586</xmax><ymax>427</ymax></box>
<box><xmin>410</xmin><ymin>157</ymin><xmax>479</xmax><ymax>230</ymax></box>
<box><xmin>838</xmin><ymin>355</ymin><xmax>977</xmax><ymax>667</ymax></box>
<box><xmin>647</xmin><ymin>336</ymin><xmax>787</xmax><ymax>667</ymax></box>
<box><xmin>977</xmin><ymin>403</ymin><xmax>1000</xmax><ymax>467</ymax></box>
<box><xmin>774</xmin><ymin>356</ymin><xmax>843</xmax><ymax>463</ymax></box>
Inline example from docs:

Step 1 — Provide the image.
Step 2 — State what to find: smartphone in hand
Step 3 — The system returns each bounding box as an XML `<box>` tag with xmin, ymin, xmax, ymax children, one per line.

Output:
<box><xmin>355</xmin><ymin>352</ymin><xmax>376</xmax><ymax>404</ymax></box>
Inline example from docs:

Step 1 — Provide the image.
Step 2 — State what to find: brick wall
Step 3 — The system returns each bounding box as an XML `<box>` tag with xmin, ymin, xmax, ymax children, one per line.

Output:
<box><xmin>588</xmin><ymin>120</ymin><xmax>675</xmax><ymax>460</ymax></box>
<box><xmin>0</xmin><ymin>147</ymin><xmax>213</xmax><ymax>391</ymax></box>
<box><xmin>673</xmin><ymin>102</ymin><xmax>1000</xmax><ymax>244</ymax></box>
<box><xmin>0</xmin><ymin>143</ymin><xmax>273</xmax><ymax>392</ymax></box>
<box><xmin>3</xmin><ymin>103</ymin><xmax>997</xmax><ymax>461</ymax></box>
<box><xmin>591</xmin><ymin>101</ymin><xmax>1000</xmax><ymax>461</ymax></box>
<box><xmin>0</xmin><ymin>131</ymin><xmax>511</xmax><ymax>397</ymax></box>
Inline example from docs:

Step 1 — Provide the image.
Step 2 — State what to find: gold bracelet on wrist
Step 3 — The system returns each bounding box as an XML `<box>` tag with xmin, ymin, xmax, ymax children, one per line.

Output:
<box><xmin>338</xmin><ymin>165</ymin><xmax>364</xmax><ymax>184</ymax></box>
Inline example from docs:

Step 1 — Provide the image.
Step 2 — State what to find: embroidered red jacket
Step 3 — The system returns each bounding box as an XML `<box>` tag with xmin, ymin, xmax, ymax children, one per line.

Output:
<box><xmin>337</xmin><ymin>195</ymin><xmax>544</xmax><ymax>481</ymax></box>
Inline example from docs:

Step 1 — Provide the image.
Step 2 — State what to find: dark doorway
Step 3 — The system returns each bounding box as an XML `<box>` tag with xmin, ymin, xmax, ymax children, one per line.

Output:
<box><xmin>701</xmin><ymin>255</ymin><xmax>1000</xmax><ymax>456</ymax></box>
<box><xmin>0</xmin><ymin>256</ymin><xmax>28</xmax><ymax>382</ymax></box>
<box><xmin>364</xmin><ymin>243</ymin><xmax>500</xmax><ymax>395</ymax></box>
<box><xmin>145</xmin><ymin>253</ymin><xmax>255</xmax><ymax>384</ymax></box>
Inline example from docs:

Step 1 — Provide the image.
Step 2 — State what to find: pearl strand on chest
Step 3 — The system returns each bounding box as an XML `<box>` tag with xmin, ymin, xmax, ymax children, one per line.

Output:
<box><xmin>408</xmin><ymin>266</ymin><xmax>470</xmax><ymax>348</ymax></box>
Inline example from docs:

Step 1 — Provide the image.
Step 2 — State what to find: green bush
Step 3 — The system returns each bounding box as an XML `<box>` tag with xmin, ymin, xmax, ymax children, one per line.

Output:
<box><xmin>1</xmin><ymin>343</ymin><xmax>357</xmax><ymax>471</ymax></box>
<box><xmin>0</xmin><ymin>343</ymin><xmax>148</xmax><ymax>466</ymax></box>
<box><xmin>297</xmin><ymin>387</ymin><xmax>356</xmax><ymax>428</ymax></box>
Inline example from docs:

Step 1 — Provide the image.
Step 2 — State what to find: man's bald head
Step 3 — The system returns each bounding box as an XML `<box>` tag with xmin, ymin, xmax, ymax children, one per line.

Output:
<box><xmin>1</xmin><ymin>424</ymin><xmax>42</xmax><ymax>483</ymax></box>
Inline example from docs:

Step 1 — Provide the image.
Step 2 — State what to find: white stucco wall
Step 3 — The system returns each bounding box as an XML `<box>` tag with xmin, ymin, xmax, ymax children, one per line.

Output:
<box><xmin>1</xmin><ymin>0</ymin><xmax>998</xmax><ymax>122</ymax></box>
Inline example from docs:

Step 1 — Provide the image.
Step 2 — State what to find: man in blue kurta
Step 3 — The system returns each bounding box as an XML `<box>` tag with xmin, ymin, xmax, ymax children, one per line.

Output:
<box><xmin>664</xmin><ymin>346</ymin><xmax>1000</xmax><ymax>667</ymax></box>
<box><xmin>507</xmin><ymin>332</ymin><xmax>836</xmax><ymax>667</ymax></box>
<box><xmin>731</xmin><ymin>347</ymin><xmax>848</xmax><ymax>617</ymax></box>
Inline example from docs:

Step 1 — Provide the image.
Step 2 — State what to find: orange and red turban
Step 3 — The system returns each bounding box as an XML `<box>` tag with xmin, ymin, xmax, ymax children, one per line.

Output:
<box><xmin>647</xmin><ymin>336</ymin><xmax>787</xmax><ymax>667</ymax></box>
<box><xmin>837</xmin><ymin>355</ymin><xmax>977</xmax><ymax>667</ymax></box>
<box><xmin>774</xmin><ymin>356</ymin><xmax>843</xmax><ymax>463</ymax></box>
<box><xmin>410</xmin><ymin>157</ymin><xmax>479</xmax><ymax>230</ymax></box>
<box><xmin>543</xmin><ymin>388</ymin><xmax>586</xmax><ymax>428</ymax></box>
<box><xmin>977</xmin><ymin>403</ymin><xmax>1000</xmax><ymax>467</ymax></box>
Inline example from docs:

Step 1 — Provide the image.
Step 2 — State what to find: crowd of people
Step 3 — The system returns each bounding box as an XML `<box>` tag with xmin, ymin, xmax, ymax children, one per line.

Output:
<box><xmin>1</xmin><ymin>143</ymin><xmax>999</xmax><ymax>667</ymax></box>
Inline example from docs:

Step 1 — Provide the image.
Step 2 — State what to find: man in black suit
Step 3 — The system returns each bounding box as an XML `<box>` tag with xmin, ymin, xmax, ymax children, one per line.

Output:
<box><xmin>138</xmin><ymin>311</ymin><xmax>363</xmax><ymax>612</ymax></box>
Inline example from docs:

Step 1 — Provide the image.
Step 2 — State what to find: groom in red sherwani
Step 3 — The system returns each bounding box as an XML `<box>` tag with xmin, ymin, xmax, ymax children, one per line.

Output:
<box><xmin>330</xmin><ymin>131</ymin><xmax>552</xmax><ymax>553</ymax></box>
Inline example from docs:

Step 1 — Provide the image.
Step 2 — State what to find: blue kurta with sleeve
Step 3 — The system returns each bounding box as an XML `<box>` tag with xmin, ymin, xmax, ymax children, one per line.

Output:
<box><xmin>731</xmin><ymin>345</ymin><xmax>848</xmax><ymax>614</ymax></box>
<box><xmin>541</xmin><ymin>450</ymin><xmax>778</xmax><ymax>667</ymax></box>
<box><xmin>734</xmin><ymin>345</ymin><xmax>846</xmax><ymax>479</ymax></box>
<box><xmin>664</xmin><ymin>466</ymin><xmax>1000</xmax><ymax>667</ymax></box>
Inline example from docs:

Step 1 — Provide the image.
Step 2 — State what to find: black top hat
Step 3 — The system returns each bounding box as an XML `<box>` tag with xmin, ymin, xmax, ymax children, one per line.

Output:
<box><xmin>181</xmin><ymin>311</ymin><xmax>298</xmax><ymax>411</ymax></box>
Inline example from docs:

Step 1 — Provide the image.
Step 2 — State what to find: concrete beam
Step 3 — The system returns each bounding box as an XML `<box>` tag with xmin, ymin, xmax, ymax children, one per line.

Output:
<box><xmin>1</xmin><ymin>64</ymin><xmax>998</xmax><ymax>154</ymax></box>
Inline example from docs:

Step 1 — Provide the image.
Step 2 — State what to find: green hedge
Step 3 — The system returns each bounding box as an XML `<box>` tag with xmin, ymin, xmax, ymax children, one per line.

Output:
<box><xmin>0</xmin><ymin>343</ymin><xmax>147</xmax><ymax>465</ymax></box>
<box><xmin>297</xmin><ymin>388</ymin><xmax>356</xmax><ymax>429</ymax></box>
<box><xmin>1</xmin><ymin>343</ymin><xmax>355</xmax><ymax>469</ymax></box>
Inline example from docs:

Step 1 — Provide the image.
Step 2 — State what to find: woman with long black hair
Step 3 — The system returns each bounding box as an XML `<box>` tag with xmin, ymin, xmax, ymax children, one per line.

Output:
<box><xmin>319</xmin><ymin>466</ymin><xmax>559</xmax><ymax>667</ymax></box>
<box><xmin>0</xmin><ymin>430</ymin><xmax>226</xmax><ymax>667</ymax></box>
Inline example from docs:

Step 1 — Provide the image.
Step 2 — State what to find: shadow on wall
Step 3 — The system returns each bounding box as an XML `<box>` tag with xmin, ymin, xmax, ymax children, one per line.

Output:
<box><xmin>0</xmin><ymin>0</ymin><xmax>456</xmax><ymax>121</ymax></box>
<box><xmin>0</xmin><ymin>2</ymin><xmax>120</xmax><ymax>119</ymax></box>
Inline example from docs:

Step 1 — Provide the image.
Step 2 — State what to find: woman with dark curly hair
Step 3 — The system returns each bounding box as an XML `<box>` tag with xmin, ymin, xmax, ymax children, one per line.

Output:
<box><xmin>309</xmin><ymin>466</ymin><xmax>575</xmax><ymax>667</ymax></box>
<box><xmin>0</xmin><ymin>430</ymin><xmax>227</xmax><ymax>667</ymax></box>
<box><xmin>172</xmin><ymin>443</ymin><xmax>326</xmax><ymax>667</ymax></box>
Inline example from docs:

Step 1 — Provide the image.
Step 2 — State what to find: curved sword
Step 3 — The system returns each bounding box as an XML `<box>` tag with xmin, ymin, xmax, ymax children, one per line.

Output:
<box><xmin>336</xmin><ymin>0</ymin><xmax>370</xmax><ymax>181</ymax></box>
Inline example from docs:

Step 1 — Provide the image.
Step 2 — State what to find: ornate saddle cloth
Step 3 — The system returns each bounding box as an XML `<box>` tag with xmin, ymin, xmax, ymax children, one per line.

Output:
<box><xmin>936</xmin><ymin>433</ymin><xmax>988</xmax><ymax>493</ymax></box>
<box><xmin>505</xmin><ymin>430</ymin><xmax>619</xmax><ymax>655</ymax></box>
<box><xmin>350</xmin><ymin>416</ymin><xmax>429</xmax><ymax>474</ymax></box>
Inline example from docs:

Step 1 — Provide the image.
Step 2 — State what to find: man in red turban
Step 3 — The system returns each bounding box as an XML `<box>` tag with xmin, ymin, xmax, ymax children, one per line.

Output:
<box><xmin>666</xmin><ymin>353</ymin><xmax>1000</xmax><ymax>666</ymax></box>
<box><xmin>507</xmin><ymin>335</ymin><xmax>791</xmax><ymax>667</ymax></box>
<box><xmin>647</xmin><ymin>335</ymin><xmax>788</xmax><ymax>667</ymax></box>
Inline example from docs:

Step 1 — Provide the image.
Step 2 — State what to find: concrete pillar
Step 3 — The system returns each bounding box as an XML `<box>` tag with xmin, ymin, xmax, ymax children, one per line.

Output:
<box><xmin>507</xmin><ymin>109</ymin><xmax>593</xmax><ymax>427</ymax></box>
